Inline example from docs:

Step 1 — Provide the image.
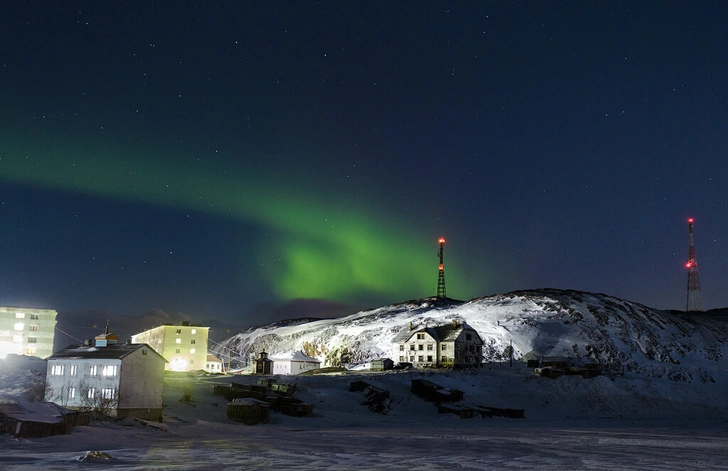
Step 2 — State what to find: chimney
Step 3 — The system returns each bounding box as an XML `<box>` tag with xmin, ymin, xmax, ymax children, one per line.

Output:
<box><xmin>408</xmin><ymin>322</ymin><xmax>412</xmax><ymax>331</ymax></box>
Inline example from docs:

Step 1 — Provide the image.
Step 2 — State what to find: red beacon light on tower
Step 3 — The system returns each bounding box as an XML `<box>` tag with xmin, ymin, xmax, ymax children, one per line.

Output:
<box><xmin>436</xmin><ymin>237</ymin><xmax>447</xmax><ymax>298</ymax></box>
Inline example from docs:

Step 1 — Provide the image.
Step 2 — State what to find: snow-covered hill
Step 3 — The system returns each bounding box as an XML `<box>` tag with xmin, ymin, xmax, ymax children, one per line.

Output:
<box><xmin>213</xmin><ymin>288</ymin><xmax>728</xmax><ymax>382</ymax></box>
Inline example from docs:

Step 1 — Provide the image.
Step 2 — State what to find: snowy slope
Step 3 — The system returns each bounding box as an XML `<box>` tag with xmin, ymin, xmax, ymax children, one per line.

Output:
<box><xmin>213</xmin><ymin>288</ymin><xmax>728</xmax><ymax>382</ymax></box>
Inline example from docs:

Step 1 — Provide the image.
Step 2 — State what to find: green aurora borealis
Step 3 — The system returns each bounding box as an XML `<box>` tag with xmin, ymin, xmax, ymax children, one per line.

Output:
<box><xmin>0</xmin><ymin>131</ymin><xmax>481</xmax><ymax>305</ymax></box>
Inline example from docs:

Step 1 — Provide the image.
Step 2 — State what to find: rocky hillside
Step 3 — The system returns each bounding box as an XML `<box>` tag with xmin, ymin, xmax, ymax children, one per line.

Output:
<box><xmin>212</xmin><ymin>288</ymin><xmax>728</xmax><ymax>382</ymax></box>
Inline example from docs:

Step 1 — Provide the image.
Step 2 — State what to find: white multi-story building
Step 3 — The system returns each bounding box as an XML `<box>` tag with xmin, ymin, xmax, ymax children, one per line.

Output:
<box><xmin>0</xmin><ymin>307</ymin><xmax>57</xmax><ymax>359</ymax></box>
<box><xmin>131</xmin><ymin>322</ymin><xmax>209</xmax><ymax>372</ymax></box>
<box><xmin>44</xmin><ymin>328</ymin><xmax>167</xmax><ymax>421</ymax></box>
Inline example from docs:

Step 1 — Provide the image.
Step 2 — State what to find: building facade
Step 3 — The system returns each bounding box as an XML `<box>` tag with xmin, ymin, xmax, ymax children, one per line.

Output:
<box><xmin>270</xmin><ymin>351</ymin><xmax>321</xmax><ymax>375</ymax></box>
<box><xmin>392</xmin><ymin>321</ymin><xmax>484</xmax><ymax>368</ymax></box>
<box><xmin>205</xmin><ymin>354</ymin><xmax>223</xmax><ymax>374</ymax></box>
<box><xmin>131</xmin><ymin>322</ymin><xmax>209</xmax><ymax>372</ymax></box>
<box><xmin>0</xmin><ymin>307</ymin><xmax>57</xmax><ymax>359</ymax></box>
<box><xmin>44</xmin><ymin>330</ymin><xmax>167</xmax><ymax>421</ymax></box>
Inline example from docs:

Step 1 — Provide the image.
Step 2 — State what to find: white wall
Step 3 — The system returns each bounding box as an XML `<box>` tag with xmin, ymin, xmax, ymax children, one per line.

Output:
<box><xmin>118</xmin><ymin>347</ymin><xmax>165</xmax><ymax>410</ymax></box>
<box><xmin>45</xmin><ymin>358</ymin><xmax>122</xmax><ymax>410</ymax></box>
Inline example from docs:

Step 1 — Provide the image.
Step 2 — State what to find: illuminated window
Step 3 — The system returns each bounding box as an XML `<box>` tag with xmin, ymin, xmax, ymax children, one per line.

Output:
<box><xmin>191</xmin><ymin>329</ymin><xmax>196</xmax><ymax>334</ymax></box>
<box><xmin>26</xmin><ymin>348</ymin><xmax>37</xmax><ymax>355</ymax></box>
<box><xmin>102</xmin><ymin>365</ymin><xmax>117</xmax><ymax>377</ymax></box>
<box><xmin>90</xmin><ymin>365</ymin><xmax>97</xmax><ymax>375</ymax></box>
<box><xmin>68</xmin><ymin>387</ymin><xmax>76</xmax><ymax>399</ymax></box>
<box><xmin>15</xmin><ymin>312</ymin><xmax>25</xmax><ymax>319</ymax></box>
<box><xmin>14</xmin><ymin>322</ymin><xmax>24</xmax><ymax>331</ymax></box>
<box><xmin>190</xmin><ymin>348</ymin><xmax>195</xmax><ymax>354</ymax></box>
<box><xmin>101</xmin><ymin>388</ymin><xmax>115</xmax><ymax>399</ymax></box>
<box><xmin>70</xmin><ymin>365</ymin><xmax>77</xmax><ymax>376</ymax></box>
<box><xmin>175</xmin><ymin>338</ymin><xmax>181</xmax><ymax>344</ymax></box>
<box><xmin>51</xmin><ymin>364</ymin><xmax>64</xmax><ymax>376</ymax></box>
<box><xmin>87</xmin><ymin>388</ymin><xmax>95</xmax><ymax>399</ymax></box>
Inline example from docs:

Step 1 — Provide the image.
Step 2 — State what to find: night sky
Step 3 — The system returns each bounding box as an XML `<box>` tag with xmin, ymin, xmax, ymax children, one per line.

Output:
<box><xmin>2</xmin><ymin>2</ymin><xmax>727</xmax><ymax>345</ymax></box>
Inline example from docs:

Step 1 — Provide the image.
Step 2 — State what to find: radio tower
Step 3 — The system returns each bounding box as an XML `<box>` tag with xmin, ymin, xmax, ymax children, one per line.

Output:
<box><xmin>686</xmin><ymin>218</ymin><xmax>702</xmax><ymax>312</ymax></box>
<box><xmin>436</xmin><ymin>237</ymin><xmax>446</xmax><ymax>298</ymax></box>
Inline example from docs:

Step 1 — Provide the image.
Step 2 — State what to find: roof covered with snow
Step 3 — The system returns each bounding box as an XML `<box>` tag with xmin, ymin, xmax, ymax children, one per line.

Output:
<box><xmin>47</xmin><ymin>342</ymin><xmax>164</xmax><ymax>362</ymax></box>
<box><xmin>269</xmin><ymin>351</ymin><xmax>320</xmax><ymax>363</ymax></box>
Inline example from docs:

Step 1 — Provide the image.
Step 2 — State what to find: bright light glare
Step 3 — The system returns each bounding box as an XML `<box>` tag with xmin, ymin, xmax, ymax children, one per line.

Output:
<box><xmin>0</xmin><ymin>341</ymin><xmax>20</xmax><ymax>359</ymax></box>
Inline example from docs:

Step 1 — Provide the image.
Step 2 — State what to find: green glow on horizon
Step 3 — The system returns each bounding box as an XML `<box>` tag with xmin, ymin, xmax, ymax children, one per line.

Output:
<box><xmin>0</xmin><ymin>131</ymin><xmax>478</xmax><ymax>303</ymax></box>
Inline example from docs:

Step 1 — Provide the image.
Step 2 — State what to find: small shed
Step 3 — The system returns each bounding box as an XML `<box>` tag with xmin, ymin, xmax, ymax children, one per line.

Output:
<box><xmin>0</xmin><ymin>402</ymin><xmax>91</xmax><ymax>438</ymax></box>
<box><xmin>370</xmin><ymin>358</ymin><xmax>394</xmax><ymax>371</ymax></box>
<box><xmin>205</xmin><ymin>354</ymin><xmax>223</xmax><ymax>374</ymax></box>
<box><xmin>226</xmin><ymin>398</ymin><xmax>270</xmax><ymax>425</ymax></box>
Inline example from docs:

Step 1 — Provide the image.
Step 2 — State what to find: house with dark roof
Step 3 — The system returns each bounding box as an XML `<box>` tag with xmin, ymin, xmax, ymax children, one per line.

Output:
<box><xmin>44</xmin><ymin>328</ymin><xmax>167</xmax><ymax>421</ymax></box>
<box><xmin>392</xmin><ymin>321</ymin><xmax>484</xmax><ymax>368</ymax></box>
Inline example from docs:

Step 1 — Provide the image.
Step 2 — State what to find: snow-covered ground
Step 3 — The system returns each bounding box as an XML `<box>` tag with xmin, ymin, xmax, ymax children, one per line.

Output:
<box><xmin>2</xmin><ymin>354</ymin><xmax>728</xmax><ymax>470</ymax></box>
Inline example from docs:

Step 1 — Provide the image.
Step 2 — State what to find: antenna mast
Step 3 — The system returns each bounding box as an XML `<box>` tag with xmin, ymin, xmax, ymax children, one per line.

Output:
<box><xmin>686</xmin><ymin>218</ymin><xmax>702</xmax><ymax>311</ymax></box>
<box><xmin>436</xmin><ymin>237</ymin><xmax>446</xmax><ymax>298</ymax></box>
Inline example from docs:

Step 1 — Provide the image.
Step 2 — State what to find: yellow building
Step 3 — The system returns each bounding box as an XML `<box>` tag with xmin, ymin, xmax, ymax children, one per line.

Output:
<box><xmin>0</xmin><ymin>307</ymin><xmax>57</xmax><ymax>359</ymax></box>
<box><xmin>131</xmin><ymin>322</ymin><xmax>209</xmax><ymax>372</ymax></box>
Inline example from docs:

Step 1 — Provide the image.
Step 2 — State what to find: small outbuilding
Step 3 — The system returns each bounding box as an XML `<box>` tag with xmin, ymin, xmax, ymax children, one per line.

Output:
<box><xmin>0</xmin><ymin>402</ymin><xmax>91</xmax><ymax>438</ymax></box>
<box><xmin>370</xmin><ymin>358</ymin><xmax>394</xmax><ymax>371</ymax></box>
<box><xmin>205</xmin><ymin>354</ymin><xmax>223</xmax><ymax>374</ymax></box>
